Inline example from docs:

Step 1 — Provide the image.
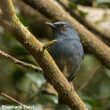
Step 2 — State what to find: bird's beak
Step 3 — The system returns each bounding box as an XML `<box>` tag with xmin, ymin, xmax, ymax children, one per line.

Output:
<box><xmin>45</xmin><ymin>22</ymin><xmax>55</xmax><ymax>29</ymax></box>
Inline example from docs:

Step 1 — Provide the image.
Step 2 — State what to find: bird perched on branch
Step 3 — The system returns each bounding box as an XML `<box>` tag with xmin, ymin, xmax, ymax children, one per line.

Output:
<box><xmin>46</xmin><ymin>21</ymin><xmax>84</xmax><ymax>82</ymax></box>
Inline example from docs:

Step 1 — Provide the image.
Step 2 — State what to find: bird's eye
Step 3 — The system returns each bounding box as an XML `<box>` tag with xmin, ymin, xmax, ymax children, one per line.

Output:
<box><xmin>60</xmin><ymin>25</ymin><xmax>66</xmax><ymax>30</ymax></box>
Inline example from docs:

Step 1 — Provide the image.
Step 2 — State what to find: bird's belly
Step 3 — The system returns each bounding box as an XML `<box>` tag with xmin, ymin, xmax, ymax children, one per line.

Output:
<box><xmin>48</xmin><ymin>40</ymin><xmax>84</xmax><ymax>80</ymax></box>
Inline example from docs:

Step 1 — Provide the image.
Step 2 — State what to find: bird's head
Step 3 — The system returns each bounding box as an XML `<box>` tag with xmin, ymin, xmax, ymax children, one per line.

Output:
<box><xmin>46</xmin><ymin>21</ymin><xmax>77</xmax><ymax>39</ymax></box>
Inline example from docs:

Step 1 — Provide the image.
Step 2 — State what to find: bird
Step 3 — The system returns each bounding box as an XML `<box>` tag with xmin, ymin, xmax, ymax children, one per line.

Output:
<box><xmin>46</xmin><ymin>21</ymin><xmax>84</xmax><ymax>82</ymax></box>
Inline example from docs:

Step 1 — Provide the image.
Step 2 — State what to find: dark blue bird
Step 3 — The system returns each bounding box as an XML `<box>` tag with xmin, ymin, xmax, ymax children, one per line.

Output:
<box><xmin>46</xmin><ymin>21</ymin><xmax>84</xmax><ymax>82</ymax></box>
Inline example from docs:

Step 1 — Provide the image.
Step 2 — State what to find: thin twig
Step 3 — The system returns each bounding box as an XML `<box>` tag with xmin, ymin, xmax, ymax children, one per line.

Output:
<box><xmin>1</xmin><ymin>92</ymin><xmax>31</xmax><ymax>110</ymax></box>
<box><xmin>0</xmin><ymin>50</ymin><xmax>42</xmax><ymax>72</ymax></box>
<box><xmin>43</xmin><ymin>40</ymin><xmax>57</xmax><ymax>51</ymax></box>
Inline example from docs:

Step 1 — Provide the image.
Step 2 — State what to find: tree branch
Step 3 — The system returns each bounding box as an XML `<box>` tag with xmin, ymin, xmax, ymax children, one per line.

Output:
<box><xmin>58</xmin><ymin>0</ymin><xmax>110</xmax><ymax>45</ymax></box>
<box><xmin>0</xmin><ymin>50</ymin><xmax>42</xmax><ymax>72</ymax></box>
<box><xmin>0</xmin><ymin>0</ymin><xmax>88</xmax><ymax>110</ymax></box>
<box><xmin>22</xmin><ymin>0</ymin><xmax>110</xmax><ymax>69</ymax></box>
<box><xmin>43</xmin><ymin>40</ymin><xmax>57</xmax><ymax>50</ymax></box>
<box><xmin>1</xmin><ymin>92</ymin><xmax>31</xmax><ymax>110</ymax></box>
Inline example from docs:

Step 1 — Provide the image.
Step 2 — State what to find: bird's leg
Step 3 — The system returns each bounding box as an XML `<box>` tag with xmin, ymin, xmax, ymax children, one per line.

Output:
<box><xmin>43</xmin><ymin>40</ymin><xmax>57</xmax><ymax>51</ymax></box>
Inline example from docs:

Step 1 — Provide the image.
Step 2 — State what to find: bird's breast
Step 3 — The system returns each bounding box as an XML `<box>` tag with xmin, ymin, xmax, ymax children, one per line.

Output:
<box><xmin>48</xmin><ymin>38</ymin><xmax>84</xmax><ymax>62</ymax></box>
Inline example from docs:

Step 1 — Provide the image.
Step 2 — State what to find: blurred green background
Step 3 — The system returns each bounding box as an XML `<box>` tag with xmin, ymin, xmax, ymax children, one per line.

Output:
<box><xmin>0</xmin><ymin>0</ymin><xmax>110</xmax><ymax>110</ymax></box>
